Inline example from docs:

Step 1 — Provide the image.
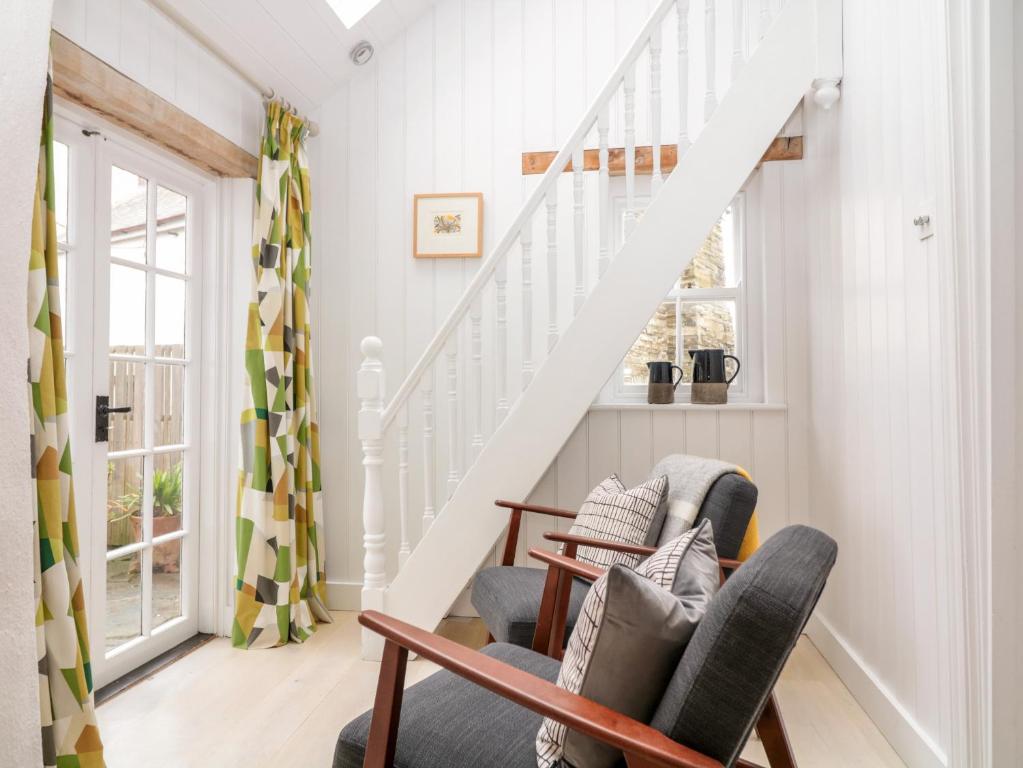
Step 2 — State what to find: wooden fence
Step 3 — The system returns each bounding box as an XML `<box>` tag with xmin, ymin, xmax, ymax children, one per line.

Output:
<box><xmin>107</xmin><ymin>344</ymin><xmax>184</xmax><ymax>548</ymax></box>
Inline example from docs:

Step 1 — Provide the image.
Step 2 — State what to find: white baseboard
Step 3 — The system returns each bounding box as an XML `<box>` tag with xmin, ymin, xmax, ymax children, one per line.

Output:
<box><xmin>805</xmin><ymin>615</ymin><xmax>948</xmax><ymax>768</ymax></box>
<box><xmin>325</xmin><ymin>580</ymin><xmax>362</xmax><ymax>611</ymax></box>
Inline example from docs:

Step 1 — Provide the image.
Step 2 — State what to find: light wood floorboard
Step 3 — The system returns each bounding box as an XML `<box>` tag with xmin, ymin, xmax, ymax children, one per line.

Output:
<box><xmin>98</xmin><ymin>612</ymin><xmax>905</xmax><ymax>768</ymax></box>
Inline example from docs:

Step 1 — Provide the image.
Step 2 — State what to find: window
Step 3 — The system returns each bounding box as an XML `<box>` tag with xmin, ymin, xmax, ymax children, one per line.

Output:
<box><xmin>606</xmin><ymin>194</ymin><xmax>754</xmax><ymax>402</ymax></box>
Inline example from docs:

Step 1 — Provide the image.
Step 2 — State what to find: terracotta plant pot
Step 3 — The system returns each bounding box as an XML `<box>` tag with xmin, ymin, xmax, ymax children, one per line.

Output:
<box><xmin>129</xmin><ymin>514</ymin><xmax>181</xmax><ymax>573</ymax></box>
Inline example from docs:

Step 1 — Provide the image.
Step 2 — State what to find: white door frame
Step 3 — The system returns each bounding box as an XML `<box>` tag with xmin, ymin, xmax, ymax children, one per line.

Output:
<box><xmin>54</xmin><ymin>102</ymin><xmax>224</xmax><ymax>687</ymax></box>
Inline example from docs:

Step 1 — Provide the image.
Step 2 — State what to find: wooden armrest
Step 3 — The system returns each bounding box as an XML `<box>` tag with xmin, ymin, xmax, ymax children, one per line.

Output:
<box><xmin>496</xmin><ymin>499</ymin><xmax>578</xmax><ymax>566</ymax></box>
<box><xmin>543</xmin><ymin>531</ymin><xmax>657</xmax><ymax>558</ymax></box>
<box><xmin>495</xmin><ymin>499</ymin><xmax>578</xmax><ymax>519</ymax></box>
<box><xmin>543</xmin><ymin>532</ymin><xmax>743</xmax><ymax>573</ymax></box>
<box><xmin>359</xmin><ymin>611</ymin><xmax>723</xmax><ymax>768</ymax></box>
<box><xmin>527</xmin><ymin>547</ymin><xmax>605</xmax><ymax>582</ymax></box>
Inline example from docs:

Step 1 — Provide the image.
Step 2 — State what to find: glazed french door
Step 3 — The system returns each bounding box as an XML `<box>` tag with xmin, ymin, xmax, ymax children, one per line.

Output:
<box><xmin>54</xmin><ymin>112</ymin><xmax>204</xmax><ymax>688</ymax></box>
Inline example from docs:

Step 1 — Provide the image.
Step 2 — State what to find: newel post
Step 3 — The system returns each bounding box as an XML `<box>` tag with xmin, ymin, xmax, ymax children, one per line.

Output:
<box><xmin>358</xmin><ymin>336</ymin><xmax>387</xmax><ymax>661</ymax></box>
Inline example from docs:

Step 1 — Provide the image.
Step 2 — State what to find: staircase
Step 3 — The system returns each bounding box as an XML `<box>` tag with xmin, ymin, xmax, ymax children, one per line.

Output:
<box><xmin>357</xmin><ymin>0</ymin><xmax>840</xmax><ymax>658</ymax></box>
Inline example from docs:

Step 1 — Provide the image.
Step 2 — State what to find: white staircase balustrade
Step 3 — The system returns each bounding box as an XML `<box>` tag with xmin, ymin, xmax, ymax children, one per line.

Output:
<box><xmin>357</xmin><ymin>0</ymin><xmax>837</xmax><ymax>659</ymax></box>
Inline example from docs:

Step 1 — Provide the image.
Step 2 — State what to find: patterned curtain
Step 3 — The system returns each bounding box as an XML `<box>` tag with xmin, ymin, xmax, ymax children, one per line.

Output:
<box><xmin>29</xmin><ymin>69</ymin><xmax>105</xmax><ymax>766</ymax></box>
<box><xmin>233</xmin><ymin>102</ymin><xmax>331</xmax><ymax>649</ymax></box>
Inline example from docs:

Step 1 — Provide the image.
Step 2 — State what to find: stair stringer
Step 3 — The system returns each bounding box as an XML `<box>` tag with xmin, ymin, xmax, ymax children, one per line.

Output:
<box><xmin>382</xmin><ymin>0</ymin><xmax>817</xmax><ymax>637</ymax></box>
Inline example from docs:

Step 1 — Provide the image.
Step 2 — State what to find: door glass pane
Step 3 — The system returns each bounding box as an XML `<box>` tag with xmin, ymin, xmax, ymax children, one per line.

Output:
<box><xmin>107</xmin><ymin>361</ymin><xmax>144</xmax><ymax>452</ymax></box>
<box><xmin>679</xmin><ymin>300</ymin><xmax>738</xmax><ymax>383</ymax></box>
<box><xmin>622</xmin><ymin>301</ymin><xmax>677</xmax><ymax>385</ymax></box>
<box><xmin>677</xmin><ymin>206</ymin><xmax>738</xmax><ymax>289</ymax></box>
<box><xmin>107</xmin><ymin>455</ymin><xmax>144</xmax><ymax>549</ymax></box>
<box><xmin>54</xmin><ymin>141</ymin><xmax>70</xmax><ymax>244</ymax></box>
<box><xmin>155</xmin><ymin>187</ymin><xmax>187</xmax><ymax>273</ymax></box>
<box><xmin>151</xmin><ymin>452</ymin><xmax>183</xmax><ymax>534</ymax></box>
<box><xmin>154</xmin><ymin>364</ymin><xmax>183</xmax><ymax>446</ymax></box>
<box><xmin>110</xmin><ymin>166</ymin><xmax>148</xmax><ymax>264</ymax></box>
<box><xmin>155</xmin><ymin>275</ymin><xmax>185</xmax><ymax>358</ymax></box>
<box><xmin>57</xmin><ymin>250</ymin><xmax>68</xmax><ymax>335</ymax></box>
<box><xmin>106</xmin><ymin>551</ymin><xmax>142</xmax><ymax>651</ymax></box>
<box><xmin>152</xmin><ymin>538</ymin><xmax>182</xmax><ymax>630</ymax></box>
<box><xmin>109</xmin><ymin>264</ymin><xmax>147</xmax><ymax>349</ymax></box>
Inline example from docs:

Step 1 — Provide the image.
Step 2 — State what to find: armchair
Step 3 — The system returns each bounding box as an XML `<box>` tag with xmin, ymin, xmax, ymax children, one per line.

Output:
<box><xmin>334</xmin><ymin>525</ymin><xmax>837</xmax><ymax>768</ymax></box>
<box><xmin>472</xmin><ymin>472</ymin><xmax>757</xmax><ymax>648</ymax></box>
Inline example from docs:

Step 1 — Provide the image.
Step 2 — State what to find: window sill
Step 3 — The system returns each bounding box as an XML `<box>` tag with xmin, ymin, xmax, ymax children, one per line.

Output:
<box><xmin>589</xmin><ymin>402</ymin><xmax>788</xmax><ymax>412</ymax></box>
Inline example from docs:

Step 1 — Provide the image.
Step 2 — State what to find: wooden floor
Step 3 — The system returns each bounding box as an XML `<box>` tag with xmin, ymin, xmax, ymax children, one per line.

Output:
<box><xmin>98</xmin><ymin>612</ymin><xmax>905</xmax><ymax>768</ymax></box>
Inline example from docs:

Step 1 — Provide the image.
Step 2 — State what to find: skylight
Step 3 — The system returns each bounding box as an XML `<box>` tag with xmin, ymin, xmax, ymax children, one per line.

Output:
<box><xmin>325</xmin><ymin>0</ymin><xmax>382</xmax><ymax>29</ymax></box>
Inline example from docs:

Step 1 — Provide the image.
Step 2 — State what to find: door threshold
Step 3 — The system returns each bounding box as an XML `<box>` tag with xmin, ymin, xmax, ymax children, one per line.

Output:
<box><xmin>95</xmin><ymin>633</ymin><xmax>215</xmax><ymax>706</ymax></box>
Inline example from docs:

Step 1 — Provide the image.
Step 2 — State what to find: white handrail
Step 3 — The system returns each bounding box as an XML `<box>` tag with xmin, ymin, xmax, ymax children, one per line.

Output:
<box><xmin>380</xmin><ymin>0</ymin><xmax>679</xmax><ymax>429</ymax></box>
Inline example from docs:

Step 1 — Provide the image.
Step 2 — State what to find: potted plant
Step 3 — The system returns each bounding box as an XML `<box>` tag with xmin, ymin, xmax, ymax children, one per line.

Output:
<box><xmin>120</xmin><ymin>464</ymin><xmax>183</xmax><ymax>573</ymax></box>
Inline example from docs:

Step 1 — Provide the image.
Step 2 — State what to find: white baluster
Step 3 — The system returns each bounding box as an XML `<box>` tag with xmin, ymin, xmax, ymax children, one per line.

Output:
<box><xmin>446</xmin><ymin>338</ymin><xmax>460</xmax><ymax>499</ymax></box>
<box><xmin>623</xmin><ymin>65</ymin><xmax>637</xmax><ymax>237</ymax></box>
<box><xmin>545</xmin><ymin>188</ymin><xmax>559</xmax><ymax>351</ymax></box>
<box><xmin>677</xmin><ymin>0</ymin><xmax>691</xmax><ymax>153</ymax></box>
<box><xmin>597</xmin><ymin>104</ymin><xmax>611</xmax><ymax>277</ymax></box>
<box><xmin>470</xmin><ymin>296</ymin><xmax>483</xmax><ymax>461</ymax></box>
<box><xmin>705</xmin><ymin>0</ymin><xmax>717</xmax><ymax>120</ymax></box>
<box><xmin>494</xmin><ymin>254</ymin><xmax>509</xmax><ymax>424</ymax></box>
<box><xmin>421</xmin><ymin>374</ymin><xmax>435</xmax><ymax>532</ymax></box>
<box><xmin>397</xmin><ymin>404</ymin><xmax>411</xmax><ymax>568</ymax></box>
<box><xmin>731</xmin><ymin>0</ymin><xmax>744</xmax><ymax>82</ymax></box>
<box><xmin>358</xmin><ymin>336</ymin><xmax>386</xmax><ymax>660</ymax></box>
<box><xmin>649</xmin><ymin>22</ymin><xmax>663</xmax><ymax>196</ymax></box>
<box><xmin>572</xmin><ymin>143</ymin><xmax>586</xmax><ymax>315</ymax></box>
<box><xmin>759</xmin><ymin>0</ymin><xmax>771</xmax><ymax>40</ymax></box>
<box><xmin>521</xmin><ymin>222</ymin><xmax>534</xmax><ymax>389</ymax></box>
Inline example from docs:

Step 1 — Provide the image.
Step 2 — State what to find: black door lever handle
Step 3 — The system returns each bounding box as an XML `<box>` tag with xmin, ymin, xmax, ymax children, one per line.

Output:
<box><xmin>95</xmin><ymin>395</ymin><xmax>132</xmax><ymax>442</ymax></box>
<box><xmin>98</xmin><ymin>404</ymin><xmax>133</xmax><ymax>414</ymax></box>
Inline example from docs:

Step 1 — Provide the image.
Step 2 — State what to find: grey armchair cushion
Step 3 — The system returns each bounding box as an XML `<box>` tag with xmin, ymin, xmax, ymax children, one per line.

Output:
<box><xmin>694</xmin><ymin>472</ymin><xmax>758</xmax><ymax>560</ymax></box>
<box><xmin>471</xmin><ymin>566</ymin><xmax>590</xmax><ymax>647</ymax></box>
<box><xmin>650</xmin><ymin>525</ymin><xmax>837</xmax><ymax>766</ymax></box>
<box><xmin>333</xmin><ymin>643</ymin><xmax>560</xmax><ymax>768</ymax></box>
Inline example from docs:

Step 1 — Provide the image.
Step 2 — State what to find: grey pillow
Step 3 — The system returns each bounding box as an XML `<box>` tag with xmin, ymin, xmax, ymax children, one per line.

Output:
<box><xmin>536</xmin><ymin>520</ymin><xmax>719</xmax><ymax>768</ymax></box>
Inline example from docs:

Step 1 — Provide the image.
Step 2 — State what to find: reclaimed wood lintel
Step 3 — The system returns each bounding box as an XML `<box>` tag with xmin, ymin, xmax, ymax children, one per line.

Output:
<box><xmin>521</xmin><ymin>136</ymin><xmax>803</xmax><ymax>176</ymax></box>
<box><xmin>51</xmin><ymin>31</ymin><xmax>258</xmax><ymax>179</ymax></box>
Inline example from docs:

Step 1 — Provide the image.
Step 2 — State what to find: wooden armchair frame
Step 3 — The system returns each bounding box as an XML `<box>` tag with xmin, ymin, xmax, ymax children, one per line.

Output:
<box><xmin>359</xmin><ymin>609</ymin><xmax>726</xmax><ymax>768</ymax></box>
<box><xmin>490</xmin><ymin>498</ymin><xmax>796</xmax><ymax>768</ymax></box>
<box><xmin>525</xmin><ymin>546</ymin><xmax>795</xmax><ymax>768</ymax></box>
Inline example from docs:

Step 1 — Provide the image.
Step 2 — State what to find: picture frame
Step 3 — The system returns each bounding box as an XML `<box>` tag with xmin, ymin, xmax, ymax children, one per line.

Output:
<box><xmin>413</xmin><ymin>192</ymin><xmax>484</xmax><ymax>258</ymax></box>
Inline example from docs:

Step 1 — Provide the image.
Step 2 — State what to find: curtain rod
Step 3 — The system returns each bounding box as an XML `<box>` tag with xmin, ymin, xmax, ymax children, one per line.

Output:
<box><xmin>148</xmin><ymin>0</ymin><xmax>320</xmax><ymax>138</ymax></box>
<box><xmin>260</xmin><ymin>90</ymin><xmax>320</xmax><ymax>138</ymax></box>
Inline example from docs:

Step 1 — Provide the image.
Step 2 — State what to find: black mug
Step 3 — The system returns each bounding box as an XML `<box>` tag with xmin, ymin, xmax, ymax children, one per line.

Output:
<box><xmin>689</xmin><ymin>349</ymin><xmax>741</xmax><ymax>385</ymax></box>
<box><xmin>647</xmin><ymin>361</ymin><xmax>684</xmax><ymax>389</ymax></box>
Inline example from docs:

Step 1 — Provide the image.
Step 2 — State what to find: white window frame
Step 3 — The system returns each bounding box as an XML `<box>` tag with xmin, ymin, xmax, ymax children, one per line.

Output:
<box><xmin>599</xmin><ymin>184</ymin><xmax>761</xmax><ymax>404</ymax></box>
<box><xmin>53</xmin><ymin>102</ymin><xmax>224</xmax><ymax>687</ymax></box>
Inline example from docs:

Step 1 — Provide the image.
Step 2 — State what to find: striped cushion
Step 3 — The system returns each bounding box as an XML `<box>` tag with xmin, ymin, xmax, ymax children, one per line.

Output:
<box><xmin>536</xmin><ymin>521</ymin><xmax>719</xmax><ymax>768</ymax></box>
<box><xmin>568</xmin><ymin>474</ymin><xmax>668</xmax><ymax>569</ymax></box>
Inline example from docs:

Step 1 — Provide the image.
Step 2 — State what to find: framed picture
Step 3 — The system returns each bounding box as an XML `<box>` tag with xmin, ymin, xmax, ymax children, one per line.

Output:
<box><xmin>413</xmin><ymin>192</ymin><xmax>484</xmax><ymax>258</ymax></box>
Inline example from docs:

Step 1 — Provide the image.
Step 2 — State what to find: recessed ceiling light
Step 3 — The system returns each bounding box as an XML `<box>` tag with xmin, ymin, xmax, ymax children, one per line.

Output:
<box><xmin>325</xmin><ymin>0</ymin><xmax>382</xmax><ymax>29</ymax></box>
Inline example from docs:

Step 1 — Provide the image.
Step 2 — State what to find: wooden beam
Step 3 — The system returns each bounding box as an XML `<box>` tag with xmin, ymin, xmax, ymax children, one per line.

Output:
<box><xmin>50</xmin><ymin>32</ymin><xmax>258</xmax><ymax>179</ymax></box>
<box><xmin>521</xmin><ymin>136</ymin><xmax>803</xmax><ymax>176</ymax></box>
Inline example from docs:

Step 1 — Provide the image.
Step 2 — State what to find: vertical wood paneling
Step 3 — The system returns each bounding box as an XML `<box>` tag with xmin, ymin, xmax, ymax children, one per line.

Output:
<box><xmin>717</xmin><ymin>409</ymin><xmax>753</xmax><ymax>469</ymax></box>
<box><xmin>684</xmin><ymin>410</ymin><xmax>718</xmax><ymax>458</ymax></box>
<box><xmin>586</xmin><ymin>410</ymin><xmax>622</xmax><ymax>488</ymax></box>
<box><xmin>799</xmin><ymin>0</ymin><xmax>955</xmax><ymax>756</ymax></box>
<box><xmin>618</xmin><ymin>410</ymin><xmax>653</xmax><ymax>486</ymax></box>
<box><xmin>750</xmin><ymin>409</ymin><xmax>786</xmax><ymax>538</ymax></box>
<box><xmin>53</xmin><ymin>0</ymin><xmax>263</xmax><ymax>152</ymax></box>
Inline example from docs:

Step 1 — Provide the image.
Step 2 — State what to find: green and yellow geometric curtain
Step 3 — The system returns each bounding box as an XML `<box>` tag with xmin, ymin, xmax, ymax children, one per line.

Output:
<box><xmin>233</xmin><ymin>102</ymin><xmax>331</xmax><ymax>649</ymax></box>
<box><xmin>29</xmin><ymin>68</ymin><xmax>105</xmax><ymax>767</ymax></box>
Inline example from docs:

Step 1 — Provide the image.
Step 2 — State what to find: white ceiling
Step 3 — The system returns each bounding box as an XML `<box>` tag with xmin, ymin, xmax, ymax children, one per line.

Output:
<box><xmin>149</xmin><ymin>0</ymin><xmax>437</xmax><ymax>115</ymax></box>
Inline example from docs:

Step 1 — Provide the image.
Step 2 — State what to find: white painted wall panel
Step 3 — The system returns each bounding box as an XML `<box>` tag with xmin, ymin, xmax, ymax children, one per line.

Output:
<box><xmin>315</xmin><ymin>0</ymin><xmax>803</xmax><ymax>590</ymax></box>
<box><xmin>799</xmin><ymin>0</ymin><xmax>956</xmax><ymax>763</ymax></box>
<box><xmin>51</xmin><ymin>0</ymin><xmax>263</xmax><ymax>154</ymax></box>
